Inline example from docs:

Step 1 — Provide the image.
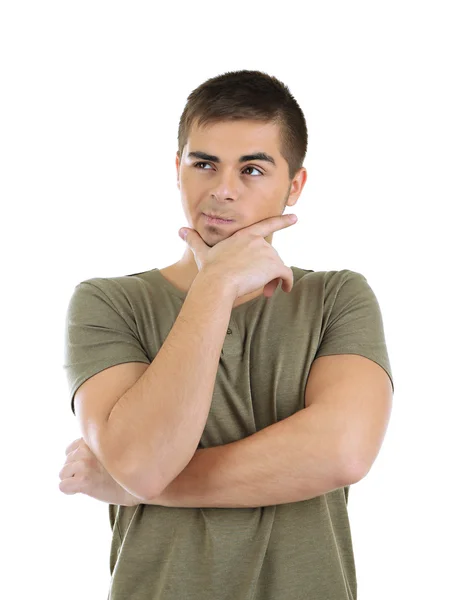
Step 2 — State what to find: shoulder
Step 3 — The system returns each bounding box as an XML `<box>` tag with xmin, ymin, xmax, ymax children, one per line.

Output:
<box><xmin>291</xmin><ymin>266</ymin><xmax>367</xmax><ymax>295</ymax></box>
<box><xmin>71</xmin><ymin>267</ymin><xmax>158</xmax><ymax>303</ymax></box>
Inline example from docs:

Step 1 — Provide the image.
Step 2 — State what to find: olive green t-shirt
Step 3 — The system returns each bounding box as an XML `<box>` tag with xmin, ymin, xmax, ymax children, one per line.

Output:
<box><xmin>63</xmin><ymin>266</ymin><xmax>394</xmax><ymax>600</ymax></box>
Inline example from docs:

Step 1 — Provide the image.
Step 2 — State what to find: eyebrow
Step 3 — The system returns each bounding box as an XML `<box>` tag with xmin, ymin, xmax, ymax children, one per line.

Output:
<box><xmin>187</xmin><ymin>150</ymin><xmax>276</xmax><ymax>167</ymax></box>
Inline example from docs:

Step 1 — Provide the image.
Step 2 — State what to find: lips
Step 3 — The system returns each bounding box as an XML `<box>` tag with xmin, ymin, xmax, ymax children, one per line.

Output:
<box><xmin>204</xmin><ymin>212</ymin><xmax>234</xmax><ymax>221</ymax></box>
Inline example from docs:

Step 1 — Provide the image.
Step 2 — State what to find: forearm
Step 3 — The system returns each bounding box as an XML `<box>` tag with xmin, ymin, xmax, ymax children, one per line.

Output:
<box><xmin>102</xmin><ymin>269</ymin><xmax>237</xmax><ymax>500</ymax></box>
<box><xmin>146</xmin><ymin>404</ymin><xmax>351</xmax><ymax>509</ymax></box>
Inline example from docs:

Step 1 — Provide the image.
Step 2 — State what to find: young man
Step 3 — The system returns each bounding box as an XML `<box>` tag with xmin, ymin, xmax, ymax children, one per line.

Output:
<box><xmin>62</xmin><ymin>69</ymin><xmax>394</xmax><ymax>600</ymax></box>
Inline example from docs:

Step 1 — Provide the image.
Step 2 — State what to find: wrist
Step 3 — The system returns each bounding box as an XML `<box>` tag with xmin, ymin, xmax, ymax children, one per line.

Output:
<box><xmin>195</xmin><ymin>268</ymin><xmax>238</xmax><ymax>300</ymax></box>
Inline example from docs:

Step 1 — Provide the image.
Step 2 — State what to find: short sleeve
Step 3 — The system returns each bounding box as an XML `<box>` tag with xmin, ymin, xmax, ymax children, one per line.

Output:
<box><xmin>315</xmin><ymin>270</ymin><xmax>394</xmax><ymax>393</ymax></box>
<box><xmin>63</xmin><ymin>279</ymin><xmax>151</xmax><ymax>416</ymax></box>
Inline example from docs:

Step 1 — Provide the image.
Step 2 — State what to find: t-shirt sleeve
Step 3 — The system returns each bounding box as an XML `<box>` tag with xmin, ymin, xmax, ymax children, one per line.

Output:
<box><xmin>63</xmin><ymin>279</ymin><xmax>151</xmax><ymax>416</ymax></box>
<box><xmin>315</xmin><ymin>270</ymin><xmax>394</xmax><ymax>393</ymax></box>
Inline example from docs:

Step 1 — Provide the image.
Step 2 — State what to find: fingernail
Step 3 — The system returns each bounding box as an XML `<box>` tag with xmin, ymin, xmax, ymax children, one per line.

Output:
<box><xmin>288</xmin><ymin>214</ymin><xmax>297</xmax><ymax>222</ymax></box>
<box><xmin>179</xmin><ymin>228</ymin><xmax>188</xmax><ymax>239</ymax></box>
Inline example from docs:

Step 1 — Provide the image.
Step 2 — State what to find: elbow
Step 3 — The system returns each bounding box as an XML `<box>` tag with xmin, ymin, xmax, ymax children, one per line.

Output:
<box><xmin>340</xmin><ymin>455</ymin><xmax>369</xmax><ymax>486</ymax></box>
<box><xmin>97</xmin><ymin>429</ymin><xmax>163</xmax><ymax>502</ymax></box>
<box><xmin>108</xmin><ymin>451</ymin><xmax>167</xmax><ymax>502</ymax></box>
<box><xmin>108</xmin><ymin>457</ymin><xmax>152</xmax><ymax>502</ymax></box>
<box><xmin>97</xmin><ymin>423</ymin><xmax>193</xmax><ymax>502</ymax></box>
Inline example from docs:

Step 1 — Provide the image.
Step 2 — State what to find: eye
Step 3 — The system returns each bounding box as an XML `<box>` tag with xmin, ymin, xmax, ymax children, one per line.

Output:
<box><xmin>242</xmin><ymin>166</ymin><xmax>263</xmax><ymax>176</ymax></box>
<box><xmin>194</xmin><ymin>162</ymin><xmax>212</xmax><ymax>170</ymax></box>
<box><xmin>193</xmin><ymin>162</ymin><xmax>263</xmax><ymax>176</ymax></box>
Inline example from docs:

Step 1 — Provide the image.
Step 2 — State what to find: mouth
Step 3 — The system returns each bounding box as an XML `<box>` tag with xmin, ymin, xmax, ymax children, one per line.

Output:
<box><xmin>203</xmin><ymin>213</ymin><xmax>234</xmax><ymax>225</ymax></box>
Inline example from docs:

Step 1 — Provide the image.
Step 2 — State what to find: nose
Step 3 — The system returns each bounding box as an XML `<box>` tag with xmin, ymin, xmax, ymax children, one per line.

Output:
<box><xmin>210</xmin><ymin>168</ymin><xmax>240</xmax><ymax>200</ymax></box>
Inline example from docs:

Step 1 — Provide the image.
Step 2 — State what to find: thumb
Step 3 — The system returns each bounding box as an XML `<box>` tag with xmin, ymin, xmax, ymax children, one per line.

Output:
<box><xmin>178</xmin><ymin>227</ymin><xmax>200</xmax><ymax>250</ymax></box>
<box><xmin>178</xmin><ymin>227</ymin><xmax>208</xmax><ymax>266</ymax></box>
<box><xmin>179</xmin><ymin>227</ymin><xmax>202</xmax><ymax>247</ymax></box>
<box><xmin>179</xmin><ymin>227</ymin><xmax>210</xmax><ymax>271</ymax></box>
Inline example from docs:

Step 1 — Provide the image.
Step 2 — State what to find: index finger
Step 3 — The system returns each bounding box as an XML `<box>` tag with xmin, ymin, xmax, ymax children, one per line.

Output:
<box><xmin>245</xmin><ymin>213</ymin><xmax>297</xmax><ymax>237</ymax></box>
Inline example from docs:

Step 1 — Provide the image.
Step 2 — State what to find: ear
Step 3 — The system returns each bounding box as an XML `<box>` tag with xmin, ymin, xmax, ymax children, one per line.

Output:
<box><xmin>286</xmin><ymin>167</ymin><xmax>307</xmax><ymax>207</ymax></box>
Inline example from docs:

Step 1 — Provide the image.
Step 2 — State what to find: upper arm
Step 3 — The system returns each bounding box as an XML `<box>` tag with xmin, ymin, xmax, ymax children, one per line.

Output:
<box><xmin>63</xmin><ymin>278</ymin><xmax>153</xmax><ymax>497</ymax></box>
<box><xmin>304</xmin><ymin>353</ymin><xmax>393</xmax><ymax>481</ymax></box>
<box><xmin>63</xmin><ymin>278</ymin><xmax>152</xmax><ymax>462</ymax></box>
<box><xmin>304</xmin><ymin>270</ymin><xmax>394</xmax><ymax>481</ymax></box>
<box><xmin>74</xmin><ymin>361</ymin><xmax>150</xmax><ymax>470</ymax></box>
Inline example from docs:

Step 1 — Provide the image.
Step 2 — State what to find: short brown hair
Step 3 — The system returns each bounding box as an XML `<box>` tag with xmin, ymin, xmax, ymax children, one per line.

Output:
<box><xmin>177</xmin><ymin>70</ymin><xmax>308</xmax><ymax>181</ymax></box>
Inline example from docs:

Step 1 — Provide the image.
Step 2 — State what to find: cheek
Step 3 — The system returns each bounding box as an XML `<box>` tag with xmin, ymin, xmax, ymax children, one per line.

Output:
<box><xmin>181</xmin><ymin>172</ymin><xmax>208</xmax><ymax>197</ymax></box>
<box><xmin>180</xmin><ymin>171</ymin><xmax>191</xmax><ymax>186</ymax></box>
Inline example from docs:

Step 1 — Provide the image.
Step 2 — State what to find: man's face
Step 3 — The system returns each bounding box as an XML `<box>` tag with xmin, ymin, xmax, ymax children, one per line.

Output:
<box><xmin>175</xmin><ymin>119</ymin><xmax>306</xmax><ymax>248</ymax></box>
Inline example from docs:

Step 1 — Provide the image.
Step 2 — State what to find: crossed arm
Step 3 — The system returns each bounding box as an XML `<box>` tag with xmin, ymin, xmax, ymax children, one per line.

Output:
<box><xmin>70</xmin><ymin>354</ymin><xmax>391</xmax><ymax>508</ymax></box>
<box><xmin>144</xmin><ymin>402</ymin><xmax>355</xmax><ymax>508</ymax></box>
<box><xmin>141</xmin><ymin>354</ymin><xmax>392</xmax><ymax>509</ymax></box>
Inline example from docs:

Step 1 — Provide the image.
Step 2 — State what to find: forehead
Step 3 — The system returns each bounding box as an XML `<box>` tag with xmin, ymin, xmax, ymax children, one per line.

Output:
<box><xmin>186</xmin><ymin>119</ymin><xmax>282</xmax><ymax>155</ymax></box>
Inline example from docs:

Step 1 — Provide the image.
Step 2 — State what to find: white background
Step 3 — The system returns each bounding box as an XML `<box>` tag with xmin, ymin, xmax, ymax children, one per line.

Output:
<box><xmin>1</xmin><ymin>1</ymin><xmax>470</xmax><ymax>598</ymax></box>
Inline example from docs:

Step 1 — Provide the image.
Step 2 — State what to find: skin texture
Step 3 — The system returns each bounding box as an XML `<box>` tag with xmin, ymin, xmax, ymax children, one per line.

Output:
<box><xmin>162</xmin><ymin>119</ymin><xmax>307</xmax><ymax>306</ymax></box>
